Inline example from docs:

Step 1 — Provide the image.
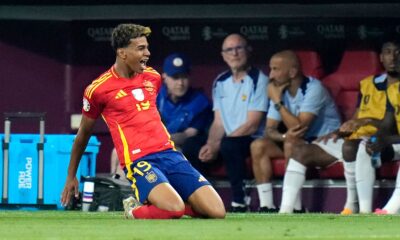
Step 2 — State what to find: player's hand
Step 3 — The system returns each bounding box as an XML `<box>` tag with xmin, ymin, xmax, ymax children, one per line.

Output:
<box><xmin>199</xmin><ymin>144</ymin><xmax>217</xmax><ymax>162</ymax></box>
<box><xmin>366</xmin><ymin>134</ymin><xmax>388</xmax><ymax>155</ymax></box>
<box><xmin>339</xmin><ymin>119</ymin><xmax>363</xmax><ymax>133</ymax></box>
<box><xmin>267</xmin><ymin>81</ymin><xmax>289</xmax><ymax>103</ymax></box>
<box><xmin>61</xmin><ymin>176</ymin><xmax>79</xmax><ymax>207</ymax></box>
<box><xmin>285</xmin><ymin>125</ymin><xmax>307</xmax><ymax>142</ymax></box>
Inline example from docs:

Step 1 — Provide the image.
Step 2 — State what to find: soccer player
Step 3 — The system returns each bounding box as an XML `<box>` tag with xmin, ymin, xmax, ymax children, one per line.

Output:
<box><xmin>110</xmin><ymin>52</ymin><xmax>212</xmax><ymax>181</ymax></box>
<box><xmin>60</xmin><ymin>23</ymin><xmax>226</xmax><ymax>219</ymax></box>
<box><xmin>339</xmin><ymin>40</ymin><xmax>400</xmax><ymax>214</ymax></box>
<box><xmin>250</xmin><ymin>50</ymin><xmax>341</xmax><ymax>213</ymax></box>
<box><xmin>279</xmin><ymin>40</ymin><xmax>400</xmax><ymax>214</ymax></box>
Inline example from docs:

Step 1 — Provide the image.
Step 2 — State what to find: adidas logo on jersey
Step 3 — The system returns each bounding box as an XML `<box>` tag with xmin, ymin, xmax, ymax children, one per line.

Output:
<box><xmin>198</xmin><ymin>175</ymin><xmax>207</xmax><ymax>182</ymax></box>
<box><xmin>115</xmin><ymin>90</ymin><xmax>128</xmax><ymax>99</ymax></box>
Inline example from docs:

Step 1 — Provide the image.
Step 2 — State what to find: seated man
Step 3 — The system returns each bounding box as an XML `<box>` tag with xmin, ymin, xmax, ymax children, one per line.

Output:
<box><xmin>184</xmin><ymin>33</ymin><xmax>269</xmax><ymax>212</ymax></box>
<box><xmin>279</xmin><ymin>40</ymin><xmax>400</xmax><ymax>214</ymax></box>
<box><xmin>250</xmin><ymin>50</ymin><xmax>341</xmax><ymax>212</ymax></box>
<box><xmin>374</xmin><ymin>78</ymin><xmax>400</xmax><ymax>215</ymax></box>
<box><xmin>157</xmin><ymin>52</ymin><xmax>212</xmax><ymax>150</ymax></box>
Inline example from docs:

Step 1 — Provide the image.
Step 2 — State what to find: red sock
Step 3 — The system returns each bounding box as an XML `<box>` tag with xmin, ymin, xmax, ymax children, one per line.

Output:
<box><xmin>184</xmin><ymin>204</ymin><xmax>203</xmax><ymax>218</ymax></box>
<box><xmin>132</xmin><ymin>205</ymin><xmax>184</xmax><ymax>219</ymax></box>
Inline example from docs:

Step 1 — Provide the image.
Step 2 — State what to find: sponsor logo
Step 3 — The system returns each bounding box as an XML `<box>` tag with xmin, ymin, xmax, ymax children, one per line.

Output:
<box><xmin>317</xmin><ymin>24</ymin><xmax>345</xmax><ymax>39</ymax></box>
<box><xmin>18</xmin><ymin>157</ymin><xmax>32</xmax><ymax>189</ymax></box>
<box><xmin>240</xmin><ymin>25</ymin><xmax>269</xmax><ymax>40</ymax></box>
<box><xmin>162</xmin><ymin>26</ymin><xmax>191</xmax><ymax>41</ymax></box>
<box><xmin>145</xmin><ymin>171</ymin><xmax>158</xmax><ymax>183</ymax></box>
<box><xmin>278</xmin><ymin>25</ymin><xmax>306</xmax><ymax>40</ymax></box>
<box><xmin>241</xmin><ymin>94</ymin><xmax>248</xmax><ymax>102</ymax></box>
<box><xmin>357</xmin><ymin>25</ymin><xmax>384</xmax><ymax>40</ymax></box>
<box><xmin>201</xmin><ymin>26</ymin><xmax>228</xmax><ymax>41</ymax></box>
<box><xmin>83</xmin><ymin>98</ymin><xmax>90</xmax><ymax>112</ymax></box>
<box><xmin>87</xmin><ymin>27</ymin><xmax>114</xmax><ymax>42</ymax></box>
<box><xmin>132</xmin><ymin>89</ymin><xmax>145</xmax><ymax>101</ymax></box>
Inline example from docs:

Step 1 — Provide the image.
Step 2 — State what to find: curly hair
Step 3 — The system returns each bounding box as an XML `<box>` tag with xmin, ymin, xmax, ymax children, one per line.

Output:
<box><xmin>111</xmin><ymin>23</ymin><xmax>151</xmax><ymax>52</ymax></box>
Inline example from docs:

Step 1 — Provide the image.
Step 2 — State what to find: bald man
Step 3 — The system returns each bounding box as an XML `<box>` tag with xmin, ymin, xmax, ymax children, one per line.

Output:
<box><xmin>250</xmin><ymin>50</ymin><xmax>341</xmax><ymax>213</ymax></box>
<box><xmin>278</xmin><ymin>41</ymin><xmax>400</xmax><ymax>214</ymax></box>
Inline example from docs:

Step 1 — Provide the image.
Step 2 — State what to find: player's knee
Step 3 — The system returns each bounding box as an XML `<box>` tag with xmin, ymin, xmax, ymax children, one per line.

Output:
<box><xmin>342</xmin><ymin>140</ymin><xmax>359</xmax><ymax>162</ymax></box>
<box><xmin>251</xmin><ymin>138</ymin><xmax>266</xmax><ymax>151</ymax></box>
<box><xmin>250</xmin><ymin>139</ymin><xmax>266</xmax><ymax>159</ymax></box>
<box><xmin>202</xmin><ymin>204</ymin><xmax>226</xmax><ymax>219</ymax></box>
<box><xmin>291</xmin><ymin>144</ymin><xmax>311</xmax><ymax>166</ymax></box>
<box><xmin>210</xmin><ymin>207</ymin><xmax>226</xmax><ymax>219</ymax></box>
<box><xmin>169</xmin><ymin>209</ymin><xmax>185</xmax><ymax>219</ymax></box>
<box><xmin>155</xmin><ymin>197</ymin><xmax>185</xmax><ymax>213</ymax></box>
<box><xmin>166</xmin><ymin>200</ymin><xmax>185</xmax><ymax>212</ymax></box>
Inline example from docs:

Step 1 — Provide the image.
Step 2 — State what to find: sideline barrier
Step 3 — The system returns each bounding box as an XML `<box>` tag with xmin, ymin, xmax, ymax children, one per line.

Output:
<box><xmin>1</xmin><ymin>134</ymin><xmax>100</xmax><ymax>209</ymax></box>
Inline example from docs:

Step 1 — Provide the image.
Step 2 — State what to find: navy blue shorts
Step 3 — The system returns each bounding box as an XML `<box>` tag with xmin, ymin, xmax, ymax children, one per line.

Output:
<box><xmin>125</xmin><ymin>149</ymin><xmax>210</xmax><ymax>203</ymax></box>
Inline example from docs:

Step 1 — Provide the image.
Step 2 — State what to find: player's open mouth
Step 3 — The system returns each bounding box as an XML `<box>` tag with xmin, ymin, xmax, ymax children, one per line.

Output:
<box><xmin>140</xmin><ymin>59</ymin><xmax>148</xmax><ymax>69</ymax></box>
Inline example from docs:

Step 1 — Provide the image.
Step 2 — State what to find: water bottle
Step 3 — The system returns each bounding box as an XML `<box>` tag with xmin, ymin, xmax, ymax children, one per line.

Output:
<box><xmin>370</xmin><ymin>136</ymin><xmax>382</xmax><ymax>168</ymax></box>
<box><xmin>82</xmin><ymin>181</ymin><xmax>95</xmax><ymax>212</ymax></box>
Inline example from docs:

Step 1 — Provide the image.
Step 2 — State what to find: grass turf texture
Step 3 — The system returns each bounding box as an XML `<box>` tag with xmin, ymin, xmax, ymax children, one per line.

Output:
<box><xmin>0</xmin><ymin>211</ymin><xmax>399</xmax><ymax>240</ymax></box>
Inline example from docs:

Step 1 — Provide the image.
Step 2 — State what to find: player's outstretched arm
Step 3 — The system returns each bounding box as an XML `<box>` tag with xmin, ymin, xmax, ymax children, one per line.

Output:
<box><xmin>61</xmin><ymin>115</ymin><xmax>96</xmax><ymax>206</ymax></box>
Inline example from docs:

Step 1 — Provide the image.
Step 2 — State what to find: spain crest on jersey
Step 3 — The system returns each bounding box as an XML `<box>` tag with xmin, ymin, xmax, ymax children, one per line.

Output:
<box><xmin>132</xmin><ymin>89</ymin><xmax>145</xmax><ymax>101</ymax></box>
<box><xmin>145</xmin><ymin>171</ymin><xmax>158</xmax><ymax>183</ymax></box>
<box><xmin>143</xmin><ymin>80</ymin><xmax>155</xmax><ymax>95</ymax></box>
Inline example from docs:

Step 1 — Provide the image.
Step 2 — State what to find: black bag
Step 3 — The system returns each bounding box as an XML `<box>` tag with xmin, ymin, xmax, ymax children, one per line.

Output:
<box><xmin>66</xmin><ymin>175</ymin><xmax>132</xmax><ymax>211</ymax></box>
<box><xmin>89</xmin><ymin>175</ymin><xmax>133</xmax><ymax>211</ymax></box>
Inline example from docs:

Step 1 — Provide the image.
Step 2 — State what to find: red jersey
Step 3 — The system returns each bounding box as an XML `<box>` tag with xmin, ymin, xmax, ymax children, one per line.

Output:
<box><xmin>82</xmin><ymin>66</ymin><xmax>174</xmax><ymax>170</ymax></box>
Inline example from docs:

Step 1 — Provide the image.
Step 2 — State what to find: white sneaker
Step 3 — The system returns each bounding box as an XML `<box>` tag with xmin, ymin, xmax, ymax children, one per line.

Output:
<box><xmin>123</xmin><ymin>196</ymin><xmax>141</xmax><ymax>219</ymax></box>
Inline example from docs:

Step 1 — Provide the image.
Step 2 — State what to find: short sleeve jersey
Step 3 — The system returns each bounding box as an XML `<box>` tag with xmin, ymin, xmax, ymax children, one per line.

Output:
<box><xmin>212</xmin><ymin>67</ymin><xmax>269</xmax><ymax>137</ymax></box>
<box><xmin>156</xmin><ymin>85</ymin><xmax>212</xmax><ymax>134</ymax></box>
<box><xmin>82</xmin><ymin>66</ymin><xmax>174</xmax><ymax>169</ymax></box>
<box><xmin>267</xmin><ymin>76</ymin><xmax>341</xmax><ymax>138</ymax></box>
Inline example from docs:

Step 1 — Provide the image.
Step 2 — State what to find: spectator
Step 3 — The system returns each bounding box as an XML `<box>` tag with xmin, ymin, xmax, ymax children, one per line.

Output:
<box><xmin>157</xmin><ymin>52</ymin><xmax>212</xmax><ymax>150</ymax></box>
<box><xmin>279</xmin><ymin>40</ymin><xmax>400</xmax><ymax>214</ymax></box>
<box><xmin>250</xmin><ymin>50</ymin><xmax>341</xmax><ymax>213</ymax></box>
<box><xmin>184</xmin><ymin>33</ymin><xmax>269</xmax><ymax>212</ymax></box>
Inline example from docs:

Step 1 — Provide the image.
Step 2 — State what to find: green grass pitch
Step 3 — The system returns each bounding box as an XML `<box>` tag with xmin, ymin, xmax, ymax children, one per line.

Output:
<box><xmin>0</xmin><ymin>211</ymin><xmax>399</xmax><ymax>240</ymax></box>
